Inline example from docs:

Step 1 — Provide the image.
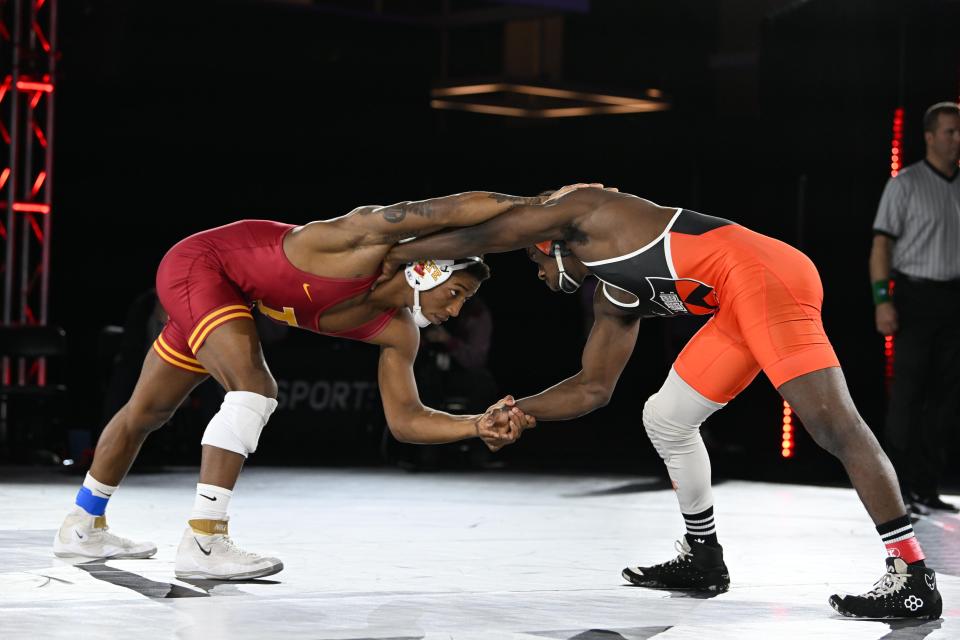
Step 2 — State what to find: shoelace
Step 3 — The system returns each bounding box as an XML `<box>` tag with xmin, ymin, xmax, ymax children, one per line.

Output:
<box><xmin>666</xmin><ymin>539</ymin><xmax>693</xmax><ymax>565</ymax></box>
<box><xmin>90</xmin><ymin>524</ymin><xmax>139</xmax><ymax>548</ymax></box>
<box><xmin>220</xmin><ymin>535</ymin><xmax>261</xmax><ymax>559</ymax></box>
<box><xmin>861</xmin><ymin>567</ymin><xmax>909</xmax><ymax>599</ymax></box>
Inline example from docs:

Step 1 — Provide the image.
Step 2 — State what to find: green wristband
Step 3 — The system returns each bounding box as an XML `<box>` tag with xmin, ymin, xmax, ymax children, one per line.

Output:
<box><xmin>872</xmin><ymin>280</ymin><xmax>892</xmax><ymax>305</ymax></box>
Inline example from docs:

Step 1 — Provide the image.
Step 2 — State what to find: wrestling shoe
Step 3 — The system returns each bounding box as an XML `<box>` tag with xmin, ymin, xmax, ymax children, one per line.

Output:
<box><xmin>622</xmin><ymin>535</ymin><xmax>730</xmax><ymax>592</ymax></box>
<box><xmin>829</xmin><ymin>557</ymin><xmax>942</xmax><ymax>619</ymax></box>
<box><xmin>174</xmin><ymin>519</ymin><xmax>283</xmax><ymax>580</ymax></box>
<box><xmin>53</xmin><ymin>507</ymin><xmax>157</xmax><ymax>559</ymax></box>
<box><xmin>909</xmin><ymin>493</ymin><xmax>959</xmax><ymax>514</ymax></box>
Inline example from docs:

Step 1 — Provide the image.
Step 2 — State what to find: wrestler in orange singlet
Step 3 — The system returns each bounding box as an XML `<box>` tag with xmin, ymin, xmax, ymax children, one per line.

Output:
<box><xmin>382</xmin><ymin>183</ymin><xmax>943</xmax><ymax>620</ymax></box>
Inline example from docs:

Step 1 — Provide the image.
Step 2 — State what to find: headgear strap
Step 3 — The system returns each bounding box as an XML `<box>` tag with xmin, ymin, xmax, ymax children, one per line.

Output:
<box><xmin>534</xmin><ymin>240</ymin><xmax>580</xmax><ymax>293</ymax></box>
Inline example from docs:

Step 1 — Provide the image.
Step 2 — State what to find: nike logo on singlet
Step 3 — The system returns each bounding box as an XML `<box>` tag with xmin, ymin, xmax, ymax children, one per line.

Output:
<box><xmin>302</xmin><ymin>283</ymin><xmax>313</xmax><ymax>301</ymax></box>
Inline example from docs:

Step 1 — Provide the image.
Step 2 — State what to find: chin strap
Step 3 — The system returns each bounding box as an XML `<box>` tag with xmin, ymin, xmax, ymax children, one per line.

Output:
<box><xmin>554</xmin><ymin>247</ymin><xmax>582</xmax><ymax>293</ymax></box>
<box><xmin>411</xmin><ymin>288</ymin><xmax>431</xmax><ymax>328</ymax></box>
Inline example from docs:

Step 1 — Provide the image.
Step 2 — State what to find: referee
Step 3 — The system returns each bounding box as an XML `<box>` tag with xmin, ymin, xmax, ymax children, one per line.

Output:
<box><xmin>870</xmin><ymin>101</ymin><xmax>960</xmax><ymax>513</ymax></box>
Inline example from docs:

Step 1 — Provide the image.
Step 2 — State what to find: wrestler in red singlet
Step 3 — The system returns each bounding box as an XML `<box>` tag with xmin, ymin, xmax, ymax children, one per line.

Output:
<box><xmin>153</xmin><ymin>220</ymin><xmax>397</xmax><ymax>374</ymax></box>
<box><xmin>54</xmin><ymin>191</ymin><xmax>544</xmax><ymax>581</ymax></box>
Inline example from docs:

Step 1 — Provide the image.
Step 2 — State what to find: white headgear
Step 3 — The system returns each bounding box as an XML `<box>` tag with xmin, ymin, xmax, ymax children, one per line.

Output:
<box><xmin>404</xmin><ymin>258</ymin><xmax>482</xmax><ymax>328</ymax></box>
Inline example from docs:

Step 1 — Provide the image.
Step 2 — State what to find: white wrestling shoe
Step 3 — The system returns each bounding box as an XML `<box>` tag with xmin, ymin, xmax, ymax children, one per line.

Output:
<box><xmin>53</xmin><ymin>507</ymin><xmax>157</xmax><ymax>559</ymax></box>
<box><xmin>174</xmin><ymin>518</ymin><xmax>283</xmax><ymax>580</ymax></box>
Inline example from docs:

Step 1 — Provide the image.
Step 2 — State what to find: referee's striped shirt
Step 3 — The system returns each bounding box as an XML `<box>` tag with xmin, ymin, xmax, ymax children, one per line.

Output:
<box><xmin>873</xmin><ymin>160</ymin><xmax>960</xmax><ymax>281</ymax></box>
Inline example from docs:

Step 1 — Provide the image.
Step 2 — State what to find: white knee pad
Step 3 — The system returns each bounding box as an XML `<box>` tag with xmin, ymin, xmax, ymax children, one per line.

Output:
<box><xmin>643</xmin><ymin>368</ymin><xmax>724</xmax><ymax>513</ymax></box>
<box><xmin>643</xmin><ymin>369</ymin><xmax>724</xmax><ymax>457</ymax></box>
<box><xmin>201</xmin><ymin>391</ymin><xmax>278</xmax><ymax>458</ymax></box>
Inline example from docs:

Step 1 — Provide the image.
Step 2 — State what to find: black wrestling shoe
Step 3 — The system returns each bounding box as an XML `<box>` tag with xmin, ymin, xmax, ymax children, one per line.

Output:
<box><xmin>829</xmin><ymin>557</ymin><xmax>942</xmax><ymax>620</ymax></box>
<box><xmin>622</xmin><ymin>535</ymin><xmax>730</xmax><ymax>592</ymax></box>
<box><xmin>910</xmin><ymin>493</ymin><xmax>959</xmax><ymax>513</ymax></box>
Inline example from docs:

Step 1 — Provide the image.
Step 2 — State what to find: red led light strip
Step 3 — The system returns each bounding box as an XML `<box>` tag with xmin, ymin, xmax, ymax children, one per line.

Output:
<box><xmin>890</xmin><ymin>107</ymin><xmax>904</xmax><ymax>176</ymax></box>
<box><xmin>884</xmin><ymin>108</ymin><xmax>903</xmax><ymax>390</ymax></box>
<box><xmin>781</xmin><ymin>401</ymin><xmax>794</xmax><ymax>458</ymax></box>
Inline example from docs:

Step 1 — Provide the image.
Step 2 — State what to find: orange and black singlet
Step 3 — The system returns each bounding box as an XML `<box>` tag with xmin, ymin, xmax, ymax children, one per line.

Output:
<box><xmin>583</xmin><ymin>209</ymin><xmax>733</xmax><ymax>318</ymax></box>
<box><xmin>584</xmin><ymin>208</ymin><xmax>840</xmax><ymax>403</ymax></box>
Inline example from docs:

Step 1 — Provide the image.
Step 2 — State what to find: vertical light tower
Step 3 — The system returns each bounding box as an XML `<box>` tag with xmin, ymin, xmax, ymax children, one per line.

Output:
<box><xmin>0</xmin><ymin>0</ymin><xmax>57</xmax><ymax>385</ymax></box>
<box><xmin>883</xmin><ymin>107</ymin><xmax>904</xmax><ymax>393</ymax></box>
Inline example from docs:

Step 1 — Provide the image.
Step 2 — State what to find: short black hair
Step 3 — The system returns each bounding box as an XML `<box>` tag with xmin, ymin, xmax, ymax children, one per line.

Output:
<box><xmin>459</xmin><ymin>258</ymin><xmax>491</xmax><ymax>283</ymax></box>
<box><xmin>923</xmin><ymin>102</ymin><xmax>960</xmax><ymax>133</ymax></box>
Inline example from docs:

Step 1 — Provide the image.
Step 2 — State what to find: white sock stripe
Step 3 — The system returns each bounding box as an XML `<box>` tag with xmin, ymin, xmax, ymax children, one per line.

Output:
<box><xmin>196</xmin><ymin>483</ymin><xmax>234</xmax><ymax>497</ymax></box>
<box><xmin>688</xmin><ymin>527</ymin><xmax>717</xmax><ymax>536</ymax></box>
<box><xmin>881</xmin><ymin>524</ymin><xmax>913</xmax><ymax>539</ymax></box>
<box><xmin>683</xmin><ymin>515</ymin><xmax>715</xmax><ymax>525</ymax></box>
<box><xmin>686</xmin><ymin>523</ymin><xmax>715</xmax><ymax>531</ymax></box>
<box><xmin>83</xmin><ymin>472</ymin><xmax>118</xmax><ymax>497</ymax></box>
<box><xmin>191</xmin><ymin>483</ymin><xmax>233</xmax><ymax>521</ymax></box>
<box><xmin>884</xmin><ymin>532</ymin><xmax>917</xmax><ymax>544</ymax></box>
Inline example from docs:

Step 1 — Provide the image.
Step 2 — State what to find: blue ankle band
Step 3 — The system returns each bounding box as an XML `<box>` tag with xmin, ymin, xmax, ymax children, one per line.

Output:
<box><xmin>75</xmin><ymin>486</ymin><xmax>109</xmax><ymax>516</ymax></box>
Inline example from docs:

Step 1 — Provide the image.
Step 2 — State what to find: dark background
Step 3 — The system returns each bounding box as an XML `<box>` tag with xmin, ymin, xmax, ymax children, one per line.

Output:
<box><xmin>27</xmin><ymin>0</ymin><xmax>960</xmax><ymax>478</ymax></box>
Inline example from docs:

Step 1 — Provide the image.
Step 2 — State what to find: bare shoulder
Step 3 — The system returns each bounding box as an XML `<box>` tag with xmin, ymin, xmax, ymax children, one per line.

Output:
<box><xmin>589</xmin><ymin>191</ymin><xmax>675</xmax><ymax>234</ymax></box>
<box><xmin>287</xmin><ymin>214</ymin><xmax>367</xmax><ymax>254</ymax></box>
<box><xmin>590</xmin><ymin>190</ymin><xmax>663</xmax><ymax>214</ymax></box>
<box><xmin>548</xmin><ymin>186</ymin><xmax>617</xmax><ymax>211</ymax></box>
<box><xmin>284</xmin><ymin>216</ymin><xmax>388</xmax><ymax>277</ymax></box>
<box><xmin>365</xmin><ymin>308</ymin><xmax>419</xmax><ymax>355</ymax></box>
<box><xmin>557</xmin><ymin>188</ymin><xmax>665</xmax><ymax>223</ymax></box>
<box><xmin>563</xmin><ymin>190</ymin><xmax>672</xmax><ymax>259</ymax></box>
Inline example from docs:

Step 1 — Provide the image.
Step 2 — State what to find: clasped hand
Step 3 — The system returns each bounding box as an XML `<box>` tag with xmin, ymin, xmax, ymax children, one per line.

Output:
<box><xmin>475</xmin><ymin>395</ymin><xmax>536</xmax><ymax>452</ymax></box>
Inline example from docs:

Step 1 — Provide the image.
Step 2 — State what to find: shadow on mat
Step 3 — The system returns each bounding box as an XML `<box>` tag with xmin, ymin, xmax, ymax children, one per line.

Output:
<box><xmin>565</xmin><ymin>479</ymin><xmax>727</xmax><ymax>498</ymax></box>
<box><xmin>528</xmin><ymin>626</ymin><xmax>673</xmax><ymax>640</ymax></box>
<box><xmin>877</xmin><ymin>618</ymin><xmax>943</xmax><ymax>640</ymax></box>
<box><xmin>620</xmin><ymin>583</ymin><xmax>723</xmax><ymax>600</ymax></box>
<box><xmin>75</xmin><ymin>560</ymin><xmax>280</xmax><ymax>598</ymax></box>
<box><xmin>563</xmin><ymin>479</ymin><xmax>671</xmax><ymax>497</ymax></box>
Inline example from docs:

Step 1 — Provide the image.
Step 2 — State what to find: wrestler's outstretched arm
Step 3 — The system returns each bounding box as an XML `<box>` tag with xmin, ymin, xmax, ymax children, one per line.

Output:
<box><xmin>378</xmin><ymin>186</ymin><xmax>602</xmax><ymax>274</ymax></box>
<box><xmin>369</xmin><ymin>310</ymin><xmax>534</xmax><ymax>450</ymax></box>
<box><xmin>337</xmin><ymin>191</ymin><xmax>545</xmax><ymax>246</ymax></box>
<box><xmin>338</xmin><ymin>183</ymin><xmax>608</xmax><ymax>247</ymax></box>
<box><xmin>514</xmin><ymin>287</ymin><xmax>640</xmax><ymax>421</ymax></box>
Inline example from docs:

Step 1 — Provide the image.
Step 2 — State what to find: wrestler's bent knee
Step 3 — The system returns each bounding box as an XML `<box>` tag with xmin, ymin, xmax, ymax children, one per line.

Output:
<box><xmin>221</xmin><ymin>370</ymin><xmax>278</xmax><ymax>399</ymax></box>
<box><xmin>643</xmin><ymin>369</ymin><xmax>724</xmax><ymax>456</ymax></box>
<box><xmin>201</xmin><ymin>391</ymin><xmax>278</xmax><ymax>458</ymax></box>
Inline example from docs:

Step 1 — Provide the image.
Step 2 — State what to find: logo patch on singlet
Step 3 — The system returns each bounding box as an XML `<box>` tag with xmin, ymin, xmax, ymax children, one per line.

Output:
<box><xmin>645</xmin><ymin>277</ymin><xmax>718</xmax><ymax>317</ymax></box>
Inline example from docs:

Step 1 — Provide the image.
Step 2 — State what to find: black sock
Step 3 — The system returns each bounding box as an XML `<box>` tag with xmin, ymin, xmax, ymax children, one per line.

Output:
<box><xmin>683</xmin><ymin>506</ymin><xmax>719</xmax><ymax>547</ymax></box>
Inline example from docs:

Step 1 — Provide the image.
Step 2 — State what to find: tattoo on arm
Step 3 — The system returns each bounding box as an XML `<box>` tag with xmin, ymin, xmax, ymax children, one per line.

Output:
<box><xmin>368</xmin><ymin>201</ymin><xmax>437</xmax><ymax>224</ymax></box>
<box><xmin>486</xmin><ymin>193</ymin><xmax>541</xmax><ymax>205</ymax></box>
<box><xmin>364</xmin><ymin>193</ymin><xmax>538</xmax><ymax>227</ymax></box>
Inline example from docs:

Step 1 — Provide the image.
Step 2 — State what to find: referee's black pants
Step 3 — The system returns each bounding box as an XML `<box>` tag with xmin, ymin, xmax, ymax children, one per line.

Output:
<box><xmin>884</xmin><ymin>275</ymin><xmax>960</xmax><ymax>497</ymax></box>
